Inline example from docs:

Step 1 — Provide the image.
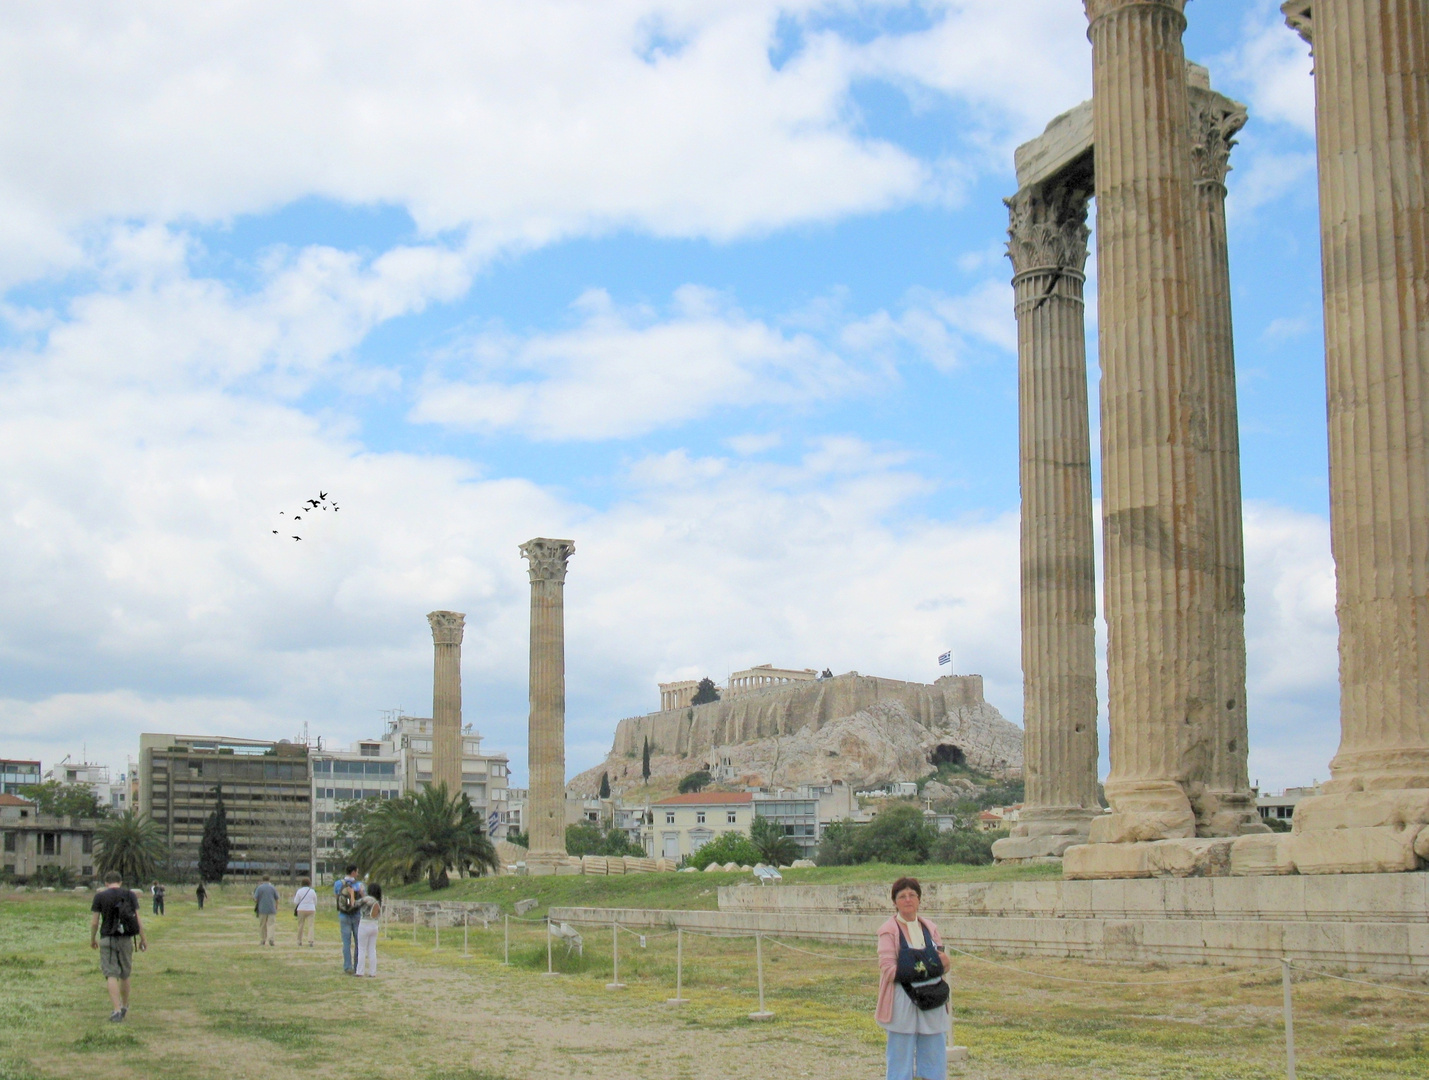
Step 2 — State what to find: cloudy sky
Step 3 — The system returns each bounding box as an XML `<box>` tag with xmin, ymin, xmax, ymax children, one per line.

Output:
<box><xmin>1</xmin><ymin>1</ymin><xmax>1333</xmax><ymax>792</ymax></box>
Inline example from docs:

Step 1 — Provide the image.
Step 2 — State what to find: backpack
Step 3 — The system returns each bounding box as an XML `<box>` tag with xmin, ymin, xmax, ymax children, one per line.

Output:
<box><xmin>112</xmin><ymin>890</ymin><xmax>142</xmax><ymax>937</ymax></box>
<box><xmin>336</xmin><ymin>882</ymin><xmax>361</xmax><ymax>914</ymax></box>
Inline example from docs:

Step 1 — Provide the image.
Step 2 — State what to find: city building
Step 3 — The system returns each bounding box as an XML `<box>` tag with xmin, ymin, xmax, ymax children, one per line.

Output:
<box><xmin>1</xmin><ymin>793</ymin><xmax>102</xmax><ymax>882</ymax></box>
<box><xmin>309</xmin><ymin>737</ymin><xmax>401</xmax><ymax>882</ymax></box>
<box><xmin>752</xmin><ymin>792</ymin><xmax>819</xmax><ymax>859</ymax></box>
<box><xmin>138</xmin><ymin>734</ymin><xmax>312</xmax><ymax>881</ymax></box>
<box><xmin>1257</xmin><ymin>785</ymin><xmax>1322</xmax><ymax>825</ymax></box>
<box><xmin>724</xmin><ymin>664</ymin><xmax>819</xmax><ymax>698</ymax></box>
<box><xmin>44</xmin><ymin>757</ymin><xmax>127</xmax><ymax>810</ymax></box>
<box><xmin>0</xmin><ymin>759</ymin><xmax>41</xmax><ymax>797</ymax></box>
<box><xmin>375</xmin><ymin>714</ymin><xmax>510</xmax><ymax>837</ymax></box>
<box><xmin>651</xmin><ymin>791</ymin><xmax>754</xmax><ymax>861</ymax></box>
<box><xmin>501</xmin><ymin>787</ymin><xmax>527</xmax><ymax>837</ymax></box>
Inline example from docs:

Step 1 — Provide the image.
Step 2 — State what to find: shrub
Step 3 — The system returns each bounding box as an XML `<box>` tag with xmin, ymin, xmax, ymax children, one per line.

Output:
<box><xmin>565</xmin><ymin>823</ymin><xmax>645</xmax><ymax>858</ymax></box>
<box><xmin>749</xmin><ymin>816</ymin><xmax>799</xmax><ymax>866</ymax></box>
<box><xmin>817</xmin><ymin>803</ymin><xmax>937</xmax><ymax>866</ymax></box>
<box><xmin>930</xmin><ymin>827</ymin><xmax>1001</xmax><ymax>866</ymax></box>
<box><xmin>677</xmin><ymin>770</ymin><xmax>712</xmax><ymax>794</ymax></box>
<box><xmin>686</xmin><ymin>831</ymin><xmax>761</xmax><ymax>870</ymax></box>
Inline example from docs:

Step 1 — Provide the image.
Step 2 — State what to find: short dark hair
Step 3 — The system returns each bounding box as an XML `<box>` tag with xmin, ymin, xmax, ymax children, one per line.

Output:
<box><xmin>261</xmin><ymin>875</ymin><xmax>271</xmax><ymax>882</ymax></box>
<box><xmin>345</xmin><ymin>864</ymin><xmax>358</xmax><ymax>875</ymax></box>
<box><xmin>366</xmin><ymin>882</ymin><xmax>383</xmax><ymax>902</ymax></box>
<box><xmin>891</xmin><ymin>876</ymin><xmax>921</xmax><ymax>902</ymax></box>
<box><xmin>104</xmin><ymin>871</ymin><xmax>122</xmax><ymax>885</ymax></box>
<box><xmin>300</xmin><ymin>876</ymin><xmax>311</xmax><ymax>887</ymax></box>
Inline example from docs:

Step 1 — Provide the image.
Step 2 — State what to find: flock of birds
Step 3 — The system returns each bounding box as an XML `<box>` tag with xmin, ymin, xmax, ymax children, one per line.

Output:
<box><xmin>274</xmin><ymin>491</ymin><xmax>338</xmax><ymax>540</ymax></box>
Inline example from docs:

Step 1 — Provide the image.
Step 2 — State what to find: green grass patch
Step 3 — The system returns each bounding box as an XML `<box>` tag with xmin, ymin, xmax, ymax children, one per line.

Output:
<box><xmin>73</xmin><ymin>1029</ymin><xmax>141</xmax><ymax>1052</ymax></box>
<box><xmin>388</xmin><ymin>860</ymin><xmax>1061</xmax><ymax>916</ymax></box>
<box><xmin>426</xmin><ymin>1070</ymin><xmax>511</xmax><ymax>1080</ymax></box>
<box><xmin>211</xmin><ymin>1012</ymin><xmax>323</xmax><ymax>1050</ymax></box>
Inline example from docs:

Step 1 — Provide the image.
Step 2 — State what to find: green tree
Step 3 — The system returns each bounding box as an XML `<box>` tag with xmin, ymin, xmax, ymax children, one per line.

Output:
<box><xmin>350</xmin><ymin>783</ymin><xmax>498</xmax><ymax>890</ymax></box>
<box><xmin>686</xmin><ymin>831</ymin><xmax>762</xmax><ymax>870</ymax></box>
<box><xmin>506</xmin><ymin>830</ymin><xmax>529</xmax><ymax>848</ymax></box>
<box><xmin>930</xmin><ymin>826</ymin><xmax>1000</xmax><ymax>866</ymax></box>
<box><xmin>677</xmin><ymin>770</ymin><xmax>712</xmax><ymax>794</ymax></box>
<box><xmin>690</xmin><ymin>677</ymin><xmax>720</xmax><ymax>705</ymax></box>
<box><xmin>198</xmin><ymin>785</ymin><xmax>232</xmax><ymax>884</ymax></box>
<box><xmin>18</xmin><ymin>780</ymin><xmax>109</xmax><ymax>819</ymax></box>
<box><xmin>598</xmin><ymin>771</ymin><xmax>611</xmax><ymax>799</ymax></box>
<box><xmin>95</xmin><ymin>809</ymin><xmax>168</xmax><ymax>884</ymax></box>
<box><xmin>641</xmin><ymin>737</ymin><xmax>651</xmax><ymax>782</ymax></box>
<box><xmin>816</xmin><ymin>803</ymin><xmax>936</xmax><ymax>866</ymax></box>
<box><xmin>749</xmin><ymin>815</ymin><xmax>800</xmax><ymax>866</ymax></box>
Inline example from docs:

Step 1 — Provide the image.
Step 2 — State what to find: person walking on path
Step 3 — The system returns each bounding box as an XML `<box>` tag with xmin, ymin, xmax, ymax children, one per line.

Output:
<box><xmin>292</xmin><ymin>876</ymin><xmax>318</xmax><ymax>947</ymax></box>
<box><xmin>150</xmin><ymin>881</ymin><xmax>165</xmax><ymax>916</ymax></box>
<box><xmin>876</xmin><ymin>877</ymin><xmax>951</xmax><ymax>1080</ymax></box>
<box><xmin>90</xmin><ymin>871</ymin><xmax>147</xmax><ymax>1023</ymax></box>
<box><xmin>195</xmin><ymin>881</ymin><xmax>207</xmax><ymax>910</ymax></box>
<box><xmin>334</xmin><ymin>865</ymin><xmax>365</xmax><ymax>973</ymax></box>
<box><xmin>354</xmin><ymin>883</ymin><xmax>383</xmax><ymax>977</ymax></box>
<box><xmin>253</xmin><ymin>876</ymin><xmax>280</xmax><ymax>946</ymax></box>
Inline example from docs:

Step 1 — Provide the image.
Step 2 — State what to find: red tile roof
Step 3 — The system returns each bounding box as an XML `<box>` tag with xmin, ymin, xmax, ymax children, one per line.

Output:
<box><xmin>0</xmin><ymin>793</ymin><xmax>35</xmax><ymax>807</ymax></box>
<box><xmin>653</xmin><ymin>791</ymin><xmax>753</xmax><ymax>806</ymax></box>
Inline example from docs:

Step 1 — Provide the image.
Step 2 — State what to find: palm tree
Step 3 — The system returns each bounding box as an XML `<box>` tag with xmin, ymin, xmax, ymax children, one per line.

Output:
<box><xmin>750</xmin><ymin>815</ymin><xmax>799</xmax><ymax>867</ymax></box>
<box><xmin>351</xmin><ymin>784</ymin><xmax>498</xmax><ymax>890</ymax></box>
<box><xmin>94</xmin><ymin>810</ymin><xmax>168</xmax><ymax>885</ymax></box>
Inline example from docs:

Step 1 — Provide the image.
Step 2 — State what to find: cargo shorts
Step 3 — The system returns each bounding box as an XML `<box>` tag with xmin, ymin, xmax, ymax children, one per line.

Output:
<box><xmin>98</xmin><ymin>936</ymin><xmax>134</xmax><ymax>980</ymax></box>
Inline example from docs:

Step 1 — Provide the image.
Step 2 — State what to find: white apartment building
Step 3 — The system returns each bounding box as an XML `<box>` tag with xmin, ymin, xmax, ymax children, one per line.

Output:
<box><xmin>310</xmin><ymin>738</ymin><xmax>402</xmax><ymax>881</ymax></box>
<box><xmin>379</xmin><ymin>714</ymin><xmax>510</xmax><ymax>839</ymax></box>
<box><xmin>45</xmin><ymin>758</ymin><xmax>128</xmax><ymax>811</ymax></box>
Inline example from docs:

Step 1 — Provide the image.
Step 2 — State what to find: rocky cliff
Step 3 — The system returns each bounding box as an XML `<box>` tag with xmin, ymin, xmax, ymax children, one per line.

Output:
<box><xmin>570</xmin><ymin>672</ymin><xmax>1023</xmax><ymax>798</ymax></box>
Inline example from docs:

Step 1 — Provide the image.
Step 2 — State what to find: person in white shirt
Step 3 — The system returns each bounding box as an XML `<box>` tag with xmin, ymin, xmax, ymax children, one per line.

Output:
<box><xmin>355</xmin><ymin>883</ymin><xmax>383</xmax><ymax>977</ymax></box>
<box><xmin>292</xmin><ymin>877</ymin><xmax>318</xmax><ymax>947</ymax></box>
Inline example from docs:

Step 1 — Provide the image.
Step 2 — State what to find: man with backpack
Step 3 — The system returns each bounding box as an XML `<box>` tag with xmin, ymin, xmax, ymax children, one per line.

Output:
<box><xmin>90</xmin><ymin>871</ymin><xmax>147</xmax><ymax>1022</ymax></box>
<box><xmin>334</xmin><ymin>865</ymin><xmax>364</xmax><ymax>974</ymax></box>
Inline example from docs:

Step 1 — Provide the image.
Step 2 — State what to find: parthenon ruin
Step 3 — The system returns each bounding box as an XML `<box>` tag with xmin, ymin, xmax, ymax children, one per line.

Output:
<box><xmin>1000</xmin><ymin>0</ymin><xmax>1428</xmax><ymax>879</ymax></box>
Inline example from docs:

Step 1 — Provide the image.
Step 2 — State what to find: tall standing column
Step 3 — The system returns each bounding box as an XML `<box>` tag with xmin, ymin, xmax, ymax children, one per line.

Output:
<box><xmin>521</xmin><ymin>537</ymin><xmax>575</xmax><ymax>867</ymax></box>
<box><xmin>1080</xmin><ymin>0</ymin><xmax>1211</xmax><ymax>850</ymax></box>
<box><xmin>1280</xmin><ymin>1</ymin><xmax>1429</xmax><ymax>874</ymax></box>
<box><xmin>993</xmin><ymin>177</ymin><xmax>1102</xmax><ymax>863</ymax></box>
<box><xmin>1186</xmin><ymin>78</ymin><xmax>1267</xmax><ymax>837</ymax></box>
<box><xmin>427</xmin><ymin>611</ymin><xmax>465</xmax><ymax>799</ymax></box>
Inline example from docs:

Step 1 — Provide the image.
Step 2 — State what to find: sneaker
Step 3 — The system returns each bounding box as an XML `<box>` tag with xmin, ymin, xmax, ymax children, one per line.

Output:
<box><xmin>109</xmin><ymin>1010</ymin><xmax>124</xmax><ymax>1023</ymax></box>
<box><xmin>120</xmin><ymin>1008</ymin><xmax>128</xmax><ymax>1020</ymax></box>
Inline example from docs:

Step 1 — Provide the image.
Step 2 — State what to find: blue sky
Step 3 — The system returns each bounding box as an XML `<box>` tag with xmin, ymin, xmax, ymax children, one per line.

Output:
<box><xmin>0</xmin><ymin>1</ymin><xmax>1335</xmax><ymax>793</ymax></box>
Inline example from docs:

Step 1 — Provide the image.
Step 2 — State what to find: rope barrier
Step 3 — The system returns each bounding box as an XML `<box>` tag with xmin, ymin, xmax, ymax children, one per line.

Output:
<box><xmin>941</xmin><ymin>944</ymin><xmax>1280</xmax><ymax>987</ymax></box>
<box><xmin>1290</xmin><ymin>964</ymin><xmax>1429</xmax><ymax>998</ymax></box>
<box><xmin>767</xmin><ymin>939</ymin><xmax>872</xmax><ymax>963</ymax></box>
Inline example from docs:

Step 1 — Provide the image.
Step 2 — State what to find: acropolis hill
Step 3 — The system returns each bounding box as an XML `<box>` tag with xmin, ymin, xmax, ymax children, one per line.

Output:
<box><xmin>570</xmin><ymin>669</ymin><xmax>1024</xmax><ymax>798</ymax></box>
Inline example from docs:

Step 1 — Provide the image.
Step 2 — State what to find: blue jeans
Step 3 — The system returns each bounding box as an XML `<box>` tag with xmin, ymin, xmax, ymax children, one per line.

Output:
<box><xmin>886</xmin><ymin>1032</ymin><xmax>946</xmax><ymax>1080</ymax></box>
<box><xmin>339</xmin><ymin>912</ymin><xmax>362</xmax><ymax>971</ymax></box>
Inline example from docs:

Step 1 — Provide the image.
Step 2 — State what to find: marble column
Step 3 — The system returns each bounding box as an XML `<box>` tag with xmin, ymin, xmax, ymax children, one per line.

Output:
<box><xmin>427</xmin><ymin>610</ymin><xmax>465</xmax><ymax>799</ymax></box>
<box><xmin>1279</xmin><ymin>0</ymin><xmax>1429</xmax><ymax>874</ymax></box>
<box><xmin>1187</xmin><ymin>76</ymin><xmax>1267</xmax><ymax>837</ymax></box>
<box><xmin>993</xmin><ymin>176</ymin><xmax>1102</xmax><ymax>863</ymax></box>
<box><xmin>1081</xmin><ymin>0</ymin><xmax>1210</xmax><ymax>848</ymax></box>
<box><xmin>521</xmin><ymin>537</ymin><xmax>575</xmax><ymax>866</ymax></box>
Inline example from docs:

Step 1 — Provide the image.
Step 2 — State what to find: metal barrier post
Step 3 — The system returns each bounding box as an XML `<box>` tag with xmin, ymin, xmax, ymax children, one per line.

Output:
<box><xmin>435</xmin><ymin>917</ymin><xmax>440</xmax><ymax>950</ymax></box>
<box><xmin>464</xmin><ymin>912</ymin><xmax>469</xmax><ymax>956</ymax></box>
<box><xmin>543</xmin><ymin>918</ymin><xmax>557</xmax><ymax>976</ymax></box>
<box><xmin>503</xmin><ymin>914</ymin><xmax>510</xmax><ymax>966</ymax></box>
<box><xmin>412</xmin><ymin>911</ymin><xmax>417</xmax><ymax>944</ymax></box>
<box><xmin>607</xmin><ymin>922</ymin><xmax>625</xmax><ymax>990</ymax></box>
<box><xmin>749</xmin><ymin>932</ymin><xmax>774</xmax><ymax>1021</ymax></box>
<box><xmin>1282</xmin><ymin>958</ymin><xmax>1297</xmax><ymax>1080</ymax></box>
<box><xmin>667</xmin><ymin>927</ymin><xmax>689</xmax><ymax>1004</ymax></box>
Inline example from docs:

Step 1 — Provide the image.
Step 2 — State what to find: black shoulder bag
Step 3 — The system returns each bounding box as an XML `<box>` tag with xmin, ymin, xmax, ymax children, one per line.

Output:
<box><xmin>896</xmin><ymin>919</ymin><xmax>950</xmax><ymax>1011</ymax></box>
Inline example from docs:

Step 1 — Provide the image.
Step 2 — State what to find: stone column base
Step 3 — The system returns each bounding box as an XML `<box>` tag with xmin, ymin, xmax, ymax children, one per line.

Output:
<box><xmin>992</xmin><ymin>834</ymin><xmax>1084</xmax><ymax>861</ymax></box>
<box><xmin>1196</xmin><ymin>790</ymin><xmax>1273</xmax><ymax>837</ymax></box>
<box><xmin>1092</xmin><ymin>780</ymin><xmax>1196</xmax><ymax>843</ymax></box>
<box><xmin>526</xmin><ymin>853</ymin><xmax>580</xmax><ymax>876</ymax></box>
<box><xmin>1280</xmin><ymin>790</ymin><xmax>1429</xmax><ymax>874</ymax></box>
<box><xmin>1228</xmin><ymin>833</ymin><xmax>1294</xmax><ymax>876</ymax></box>
<box><xmin>1063</xmin><ymin>837</ymin><xmax>1234</xmax><ymax>879</ymax></box>
<box><xmin>993</xmin><ymin>806</ymin><xmax>1098</xmax><ymax>862</ymax></box>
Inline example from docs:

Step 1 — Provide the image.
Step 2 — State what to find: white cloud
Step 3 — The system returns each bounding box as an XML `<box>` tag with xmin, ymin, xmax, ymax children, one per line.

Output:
<box><xmin>1215</xmin><ymin>2</ymin><xmax>1315</xmax><ymax>137</ymax></box>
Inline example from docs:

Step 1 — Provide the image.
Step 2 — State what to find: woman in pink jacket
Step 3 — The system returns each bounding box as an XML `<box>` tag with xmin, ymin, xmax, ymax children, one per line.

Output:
<box><xmin>876</xmin><ymin>877</ymin><xmax>951</xmax><ymax>1080</ymax></box>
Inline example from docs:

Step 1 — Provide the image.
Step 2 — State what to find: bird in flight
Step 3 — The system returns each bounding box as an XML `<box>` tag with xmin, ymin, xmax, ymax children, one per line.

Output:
<box><xmin>274</xmin><ymin>490</ymin><xmax>338</xmax><ymax>541</ymax></box>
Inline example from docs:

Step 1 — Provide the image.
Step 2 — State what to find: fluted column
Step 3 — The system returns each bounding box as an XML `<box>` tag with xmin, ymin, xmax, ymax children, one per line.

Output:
<box><xmin>427</xmin><ymin>611</ymin><xmax>465</xmax><ymax>799</ymax></box>
<box><xmin>993</xmin><ymin>178</ymin><xmax>1101</xmax><ymax>863</ymax></box>
<box><xmin>521</xmin><ymin>537</ymin><xmax>575</xmax><ymax>863</ymax></box>
<box><xmin>1280</xmin><ymin>1</ymin><xmax>1429</xmax><ymax>874</ymax></box>
<box><xmin>1082</xmin><ymin>0</ymin><xmax>1210</xmax><ymax>846</ymax></box>
<box><xmin>1187</xmin><ymin>80</ymin><xmax>1267</xmax><ymax>836</ymax></box>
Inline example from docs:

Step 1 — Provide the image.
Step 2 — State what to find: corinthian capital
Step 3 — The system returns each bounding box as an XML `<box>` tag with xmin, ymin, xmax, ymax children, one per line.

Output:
<box><xmin>520</xmin><ymin>538</ymin><xmax>575</xmax><ymax>584</ymax></box>
<box><xmin>1006</xmin><ymin>183</ymin><xmax>1091</xmax><ymax>276</ymax></box>
<box><xmin>1189</xmin><ymin>90</ymin><xmax>1248</xmax><ymax>187</ymax></box>
<box><xmin>1084</xmin><ymin>0</ymin><xmax>1188</xmax><ymax>26</ymax></box>
<box><xmin>428</xmin><ymin>610</ymin><xmax>466</xmax><ymax>645</ymax></box>
<box><xmin>1281</xmin><ymin>1</ymin><xmax>1312</xmax><ymax>45</ymax></box>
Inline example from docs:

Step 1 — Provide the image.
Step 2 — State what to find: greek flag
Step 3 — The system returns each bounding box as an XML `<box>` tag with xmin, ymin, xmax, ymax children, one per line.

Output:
<box><xmin>938</xmin><ymin>651</ymin><xmax>951</xmax><ymax>666</ymax></box>
<box><xmin>488</xmin><ymin>811</ymin><xmax>500</xmax><ymax>835</ymax></box>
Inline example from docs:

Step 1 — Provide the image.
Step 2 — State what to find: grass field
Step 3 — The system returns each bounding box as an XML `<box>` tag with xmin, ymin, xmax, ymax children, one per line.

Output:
<box><xmin>389</xmin><ymin>860</ymin><xmax>1064</xmax><ymax>917</ymax></box>
<box><xmin>1</xmin><ymin>884</ymin><xmax>1426</xmax><ymax>1080</ymax></box>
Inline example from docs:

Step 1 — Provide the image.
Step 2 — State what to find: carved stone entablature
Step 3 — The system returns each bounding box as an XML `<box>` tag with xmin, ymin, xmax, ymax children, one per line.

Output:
<box><xmin>1189</xmin><ymin>90</ymin><xmax>1248</xmax><ymax>187</ymax></box>
<box><xmin>520</xmin><ymin>537</ymin><xmax>575</xmax><ymax>584</ymax></box>
<box><xmin>1281</xmin><ymin>1</ymin><xmax>1312</xmax><ymax>46</ymax></box>
<box><xmin>427</xmin><ymin>610</ymin><xmax>466</xmax><ymax>645</ymax></box>
<box><xmin>1006</xmin><ymin>183</ymin><xmax>1091</xmax><ymax>276</ymax></box>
